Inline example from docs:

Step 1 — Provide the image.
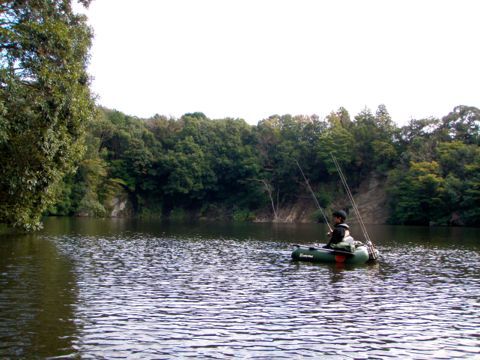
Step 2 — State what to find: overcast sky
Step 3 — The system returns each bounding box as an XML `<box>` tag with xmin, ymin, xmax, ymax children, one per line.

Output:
<box><xmin>78</xmin><ymin>0</ymin><xmax>479</xmax><ymax>125</ymax></box>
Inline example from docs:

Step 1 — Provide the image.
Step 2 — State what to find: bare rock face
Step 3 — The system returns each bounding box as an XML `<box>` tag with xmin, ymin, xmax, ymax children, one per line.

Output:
<box><xmin>449</xmin><ymin>212</ymin><xmax>464</xmax><ymax>226</ymax></box>
<box><xmin>277</xmin><ymin>201</ymin><xmax>316</xmax><ymax>223</ymax></box>
<box><xmin>291</xmin><ymin>173</ymin><xmax>389</xmax><ymax>225</ymax></box>
<box><xmin>350</xmin><ymin>174</ymin><xmax>389</xmax><ymax>225</ymax></box>
<box><xmin>107</xmin><ymin>193</ymin><xmax>133</xmax><ymax>217</ymax></box>
<box><xmin>260</xmin><ymin>173</ymin><xmax>389</xmax><ymax>225</ymax></box>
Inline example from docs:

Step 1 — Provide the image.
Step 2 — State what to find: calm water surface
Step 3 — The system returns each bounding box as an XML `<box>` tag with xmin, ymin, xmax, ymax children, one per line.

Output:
<box><xmin>0</xmin><ymin>218</ymin><xmax>479</xmax><ymax>359</ymax></box>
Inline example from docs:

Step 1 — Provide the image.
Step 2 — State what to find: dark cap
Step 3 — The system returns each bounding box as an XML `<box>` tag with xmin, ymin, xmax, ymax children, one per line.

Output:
<box><xmin>333</xmin><ymin>210</ymin><xmax>347</xmax><ymax>220</ymax></box>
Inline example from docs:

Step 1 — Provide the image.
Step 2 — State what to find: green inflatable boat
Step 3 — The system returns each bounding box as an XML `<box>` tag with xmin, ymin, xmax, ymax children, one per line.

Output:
<box><xmin>291</xmin><ymin>244</ymin><xmax>372</xmax><ymax>265</ymax></box>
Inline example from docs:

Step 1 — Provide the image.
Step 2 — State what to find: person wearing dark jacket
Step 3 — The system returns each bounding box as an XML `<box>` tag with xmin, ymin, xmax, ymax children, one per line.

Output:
<box><xmin>324</xmin><ymin>210</ymin><xmax>349</xmax><ymax>249</ymax></box>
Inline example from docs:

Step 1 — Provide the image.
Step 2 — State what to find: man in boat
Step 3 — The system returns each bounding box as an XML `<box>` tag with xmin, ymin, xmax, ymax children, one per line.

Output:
<box><xmin>324</xmin><ymin>210</ymin><xmax>351</xmax><ymax>249</ymax></box>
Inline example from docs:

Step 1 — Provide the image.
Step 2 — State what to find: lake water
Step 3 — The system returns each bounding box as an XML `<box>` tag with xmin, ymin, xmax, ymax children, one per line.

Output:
<box><xmin>0</xmin><ymin>218</ymin><xmax>479</xmax><ymax>359</ymax></box>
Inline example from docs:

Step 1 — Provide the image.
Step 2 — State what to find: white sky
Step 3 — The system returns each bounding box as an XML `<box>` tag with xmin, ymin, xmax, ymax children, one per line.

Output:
<box><xmin>77</xmin><ymin>0</ymin><xmax>480</xmax><ymax>125</ymax></box>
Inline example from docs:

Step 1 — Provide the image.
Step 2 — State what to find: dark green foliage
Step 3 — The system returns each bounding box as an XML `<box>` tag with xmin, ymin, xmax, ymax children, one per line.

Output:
<box><xmin>1</xmin><ymin>4</ymin><xmax>475</xmax><ymax>229</ymax></box>
<box><xmin>387</xmin><ymin>161</ymin><xmax>446</xmax><ymax>225</ymax></box>
<box><xmin>439</xmin><ymin>105</ymin><xmax>480</xmax><ymax>145</ymax></box>
<box><xmin>387</xmin><ymin>112</ymin><xmax>480</xmax><ymax>226</ymax></box>
<box><xmin>350</xmin><ymin>105</ymin><xmax>399</xmax><ymax>175</ymax></box>
<box><xmin>1</xmin><ymin>39</ymin><xmax>474</xmax><ymax>229</ymax></box>
<box><xmin>47</xmin><ymin>104</ymin><xmax>479</xmax><ymax>227</ymax></box>
<box><xmin>0</xmin><ymin>0</ymin><xmax>95</xmax><ymax>230</ymax></box>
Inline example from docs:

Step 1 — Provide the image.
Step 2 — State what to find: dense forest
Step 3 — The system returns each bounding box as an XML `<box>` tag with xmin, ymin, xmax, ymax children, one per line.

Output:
<box><xmin>1</xmin><ymin>1</ymin><xmax>479</xmax><ymax>231</ymax></box>
<box><xmin>47</xmin><ymin>104</ymin><xmax>480</xmax><ymax>227</ymax></box>
<box><xmin>0</xmin><ymin>0</ymin><xmax>95</xmax><ymax>230</ymax></box>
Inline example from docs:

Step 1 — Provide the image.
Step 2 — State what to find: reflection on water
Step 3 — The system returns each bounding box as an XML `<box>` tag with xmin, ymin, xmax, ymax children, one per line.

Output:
<box><xmin>0</xmin><ymin>233</ymin><xmax>78</xmax><ymax>358</ymax></box>
<box><xmin>0</xmin><ymin>218</ymin><xmax>479</xmax><ymax>358</ymax></box>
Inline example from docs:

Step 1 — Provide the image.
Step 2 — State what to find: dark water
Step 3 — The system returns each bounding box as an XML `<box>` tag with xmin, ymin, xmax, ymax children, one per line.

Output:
<box><xmin>0</xmin><ymin>218</ymin><xmax>479</xmax><ymax>359</ymax></box>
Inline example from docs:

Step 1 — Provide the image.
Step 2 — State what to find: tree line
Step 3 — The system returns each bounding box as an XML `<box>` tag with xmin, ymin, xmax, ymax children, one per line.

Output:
<box><xmin>1</xmin><ymin>1</ymin><xmax>478</xmax><ymax>230</ymax></box>
<box><xmin>48</xmin><ymin>105</ymin><xmax>480</xmax><ymax>227</ymax></box>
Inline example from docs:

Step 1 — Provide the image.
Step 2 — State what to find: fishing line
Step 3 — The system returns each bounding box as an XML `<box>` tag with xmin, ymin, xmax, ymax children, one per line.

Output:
<box><xmin>295</xmin><ymin>160</ymin><xmax>332</xmax><ymax>232</ymax></box>
<box><xmin>330</xmin><ymin>153</ymin><xmax>378</xmax><ymax>260</ymax></box>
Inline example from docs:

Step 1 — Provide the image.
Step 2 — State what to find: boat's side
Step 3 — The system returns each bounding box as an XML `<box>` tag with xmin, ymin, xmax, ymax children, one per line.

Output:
<box><xmin>291</xmin><ymin>245</ymin><xmax>370</xmax><ymax>265</ymax></box>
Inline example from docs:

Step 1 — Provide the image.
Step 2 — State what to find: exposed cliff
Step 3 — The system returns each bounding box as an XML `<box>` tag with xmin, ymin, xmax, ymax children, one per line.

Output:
<box><xmin>102</xmin><ymin>173</ymin><xmax>389</xmax><ymax>224</ymax></box>
<box><xmin>254</xmin><ymin>173</ymin><xmax>389</xmax><ymax>225</ymax></box>
<box><xmin>331</xmin><ymin>173</ymin><xmax>389</xmax><ymax>225</ymax></box>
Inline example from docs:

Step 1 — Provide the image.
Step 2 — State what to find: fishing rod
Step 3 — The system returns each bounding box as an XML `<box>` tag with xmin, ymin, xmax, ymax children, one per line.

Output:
<box><xmin>330</xmin><ymin>153</ymin><xmax>378</xmax><ymax>260</ymax></box>
<box><xmin>295</xmin><ymin>160</ymin><xmax>332</xmax><ymax>232</ymax></box>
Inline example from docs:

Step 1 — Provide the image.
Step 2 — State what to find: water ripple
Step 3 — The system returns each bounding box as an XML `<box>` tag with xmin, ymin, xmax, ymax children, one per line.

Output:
<box><xmin>1</xmin><ymin>223</ymin><xmax>479</xmax><ymax>359</ymax></box>
<box><xmin>45</xmin><ymin>234</ymin><xmax>480</xmax><ymax>359</ymax></box>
